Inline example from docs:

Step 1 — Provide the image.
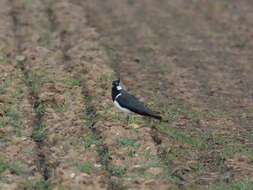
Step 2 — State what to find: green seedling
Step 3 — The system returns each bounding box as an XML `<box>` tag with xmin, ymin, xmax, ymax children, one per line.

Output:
<box><xmin>77</xmin><ymin>162</ymin><xmax>93</xmax><ymax>174</ymax></box>
<box><xmin>9</xmin><ymin>161</ymin><xmax>25</xmax><ymax>175</ymax></box>
<box><xmin>0</xmin><ymin>159</ymin><xmax>8</xmax><ymax>174</ymax></box>
<box><xmin>108</xmin><ymin>165</ymin><xmax>127</xmax><ymax>177</ymax></box>
<box><xmin>116</xmin><ymin>138</ymin><xmax>139</xmax><ymax>148</ymax></box>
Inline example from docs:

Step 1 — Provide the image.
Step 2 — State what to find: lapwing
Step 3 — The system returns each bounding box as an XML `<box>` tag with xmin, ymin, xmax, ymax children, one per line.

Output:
<box><xmin>112</xmin><ymin>79</ymin><xmax>162</xmax><ymax>121</ymax></box>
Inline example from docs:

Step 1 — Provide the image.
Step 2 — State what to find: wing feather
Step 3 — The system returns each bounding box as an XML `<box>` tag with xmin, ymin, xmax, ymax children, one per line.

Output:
<box><xmin>116</xmin><ymin>90</ymin><xmax>161</xmax><ymax>119</ymax></box>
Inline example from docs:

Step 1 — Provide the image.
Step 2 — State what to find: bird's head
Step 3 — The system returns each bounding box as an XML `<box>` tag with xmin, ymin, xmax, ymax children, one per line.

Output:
<box><xmin>112</xmin><ymin>79</ymin><xmax>122</xmax><ymax>90</ymax></box>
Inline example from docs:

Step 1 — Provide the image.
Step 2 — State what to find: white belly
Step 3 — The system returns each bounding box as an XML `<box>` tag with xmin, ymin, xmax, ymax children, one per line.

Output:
<box><xmin>114</xmin><ymin>100</ymin><xmax>132</xmax><ymax>113</ymax></box>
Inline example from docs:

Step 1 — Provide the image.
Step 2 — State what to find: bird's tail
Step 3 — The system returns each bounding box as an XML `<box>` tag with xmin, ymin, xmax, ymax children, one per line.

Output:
<box><xmin>147</xmin><ymin>113</ymin><xmax>162</xmax><ymax>120</ymax></box>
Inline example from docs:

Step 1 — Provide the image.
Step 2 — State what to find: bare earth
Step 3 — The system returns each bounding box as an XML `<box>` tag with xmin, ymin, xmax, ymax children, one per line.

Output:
<box><xmin>0</xmin><ymin>0</ymin><xmax>252</xmax><ymax>189</ymax></box>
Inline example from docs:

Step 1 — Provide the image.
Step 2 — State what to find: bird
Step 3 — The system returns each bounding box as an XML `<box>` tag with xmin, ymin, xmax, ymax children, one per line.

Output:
<box><xmin>111</xmin><ymin>79</ymin><xmax>162</xmax><ymax>121</ymax></box>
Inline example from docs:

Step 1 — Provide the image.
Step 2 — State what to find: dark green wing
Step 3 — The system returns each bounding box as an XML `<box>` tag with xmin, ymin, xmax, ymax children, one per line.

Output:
<box><xmin>117</xmin><ymin>90</ymin><xmax>161</xmax><ymax>120</ymax></box>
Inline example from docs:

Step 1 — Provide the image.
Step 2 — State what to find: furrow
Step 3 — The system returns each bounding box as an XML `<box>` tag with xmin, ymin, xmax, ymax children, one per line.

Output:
<box><xmin>0</xmin><ymin>0</ymin><xmax>44</xmax><ymax>189</ymax></box>
<box><xmin>8</xmin><ymin>0</ymin><xmax>51</xmax><ymax>185</ymax></box>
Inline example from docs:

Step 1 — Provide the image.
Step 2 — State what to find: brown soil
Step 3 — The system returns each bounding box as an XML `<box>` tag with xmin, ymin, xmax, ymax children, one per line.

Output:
<box><xmin>0</xmin><ymin>0</ymin><xmax>252</xmax><ymax>189</ymax></box>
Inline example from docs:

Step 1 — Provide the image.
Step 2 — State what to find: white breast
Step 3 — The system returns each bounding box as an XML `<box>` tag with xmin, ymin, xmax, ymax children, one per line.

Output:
<box><xmin>113</xmin><ymin>93</ymin><xmax>132</xmax><ymax>113</ymax></box>
<box><xmin>114</xmin><ymin>100</ymin><xmax>132</xmax><ymax>113</ymax></box>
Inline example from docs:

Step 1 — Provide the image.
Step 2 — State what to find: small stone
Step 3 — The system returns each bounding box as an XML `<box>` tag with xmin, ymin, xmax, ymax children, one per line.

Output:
<box><xmin>133</xmin><ymin>165</ymin><xmax>141</xmax><ymax>169</ymax></box>
<box><xmin>130</xmin><ymin>123</ymin><xmax>141</xmax><ymax>129</ymax></box>
<box><xmin>145</xmin><ymin>146</ymin><xmax>151</xmax><ymax>150</ymax></box>
<box><xmin>94</xmin><ymin>164</ymin><xmax>102</xmax><ymax>168</ymax></box>
<box><xmin>70</xmin><ymin>173</ymin><xmax>75</xmax><ymax>178</ymax></box>
<box><xmin>144</xmin><ymin>179</ymin><xmax>156</xmax><ymax>185</ymax></box>
<box><xmin>146</xmin><ymin>167</ymin><xmax>163</xmax><ymax>175</ymax></box>
<box><xmin>16</xmin><ymin>55</ymin><xmax>26</xmax><ymax>62</ymax></box>
<box><xmin>81</xmin><ymin>173</ymin><xmax>90</xmax><ymax>177</ymax></box>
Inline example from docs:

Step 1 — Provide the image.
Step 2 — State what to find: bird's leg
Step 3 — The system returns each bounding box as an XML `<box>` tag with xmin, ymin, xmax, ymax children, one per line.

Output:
<box><xmin>123</xmin><ymin>113</ymin><xmax>130</xmax><ymax>126</ymax></box>
<box><xmin>117</xmin><ymin>113</ymin><xmax>121</xmax><ymax>121</ymax></box>
<box><xmin>121</xmin><ymin>114</ymin><xmax>130</xmax><ymax>128</ymax></box>
<box><xmin>126</xmin><ymin>115</ymin><xmax>130</xmax><ymax>125</ymax></box>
